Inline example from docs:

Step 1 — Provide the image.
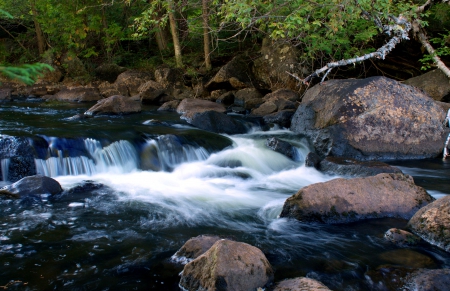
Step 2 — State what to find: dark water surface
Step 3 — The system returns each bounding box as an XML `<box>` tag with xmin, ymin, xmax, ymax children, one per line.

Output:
<box><xmin>0</xmin><ymin>101</ymin><xmax>449</xmax><ymax>290</ymax></box>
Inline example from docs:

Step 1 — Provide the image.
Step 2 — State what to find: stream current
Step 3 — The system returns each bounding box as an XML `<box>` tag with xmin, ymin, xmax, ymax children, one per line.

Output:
<box><xmin>0</xmin><ymin>101</ymin><xmax>449</xmax><ymax>290</ymax></box>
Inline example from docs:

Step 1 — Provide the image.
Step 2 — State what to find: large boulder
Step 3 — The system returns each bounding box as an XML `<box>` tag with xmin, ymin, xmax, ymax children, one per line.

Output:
<box><xmin>402</xmin><ymin>268</ymin><xmax>450</xmax><ymax>291</ymax></box>
<box><xmin>280</xmin><ymin>173</ymin><xmax>434</xmax><ymax>224</ymax></box>
<box><xmin>115</xmin><ymin>70</ymin><xmax>154</xmax><ymax>96</ymax></box>
<box><xmin>85</xmin><ymin>95</ymin><xmax>141</xmax><ymax>116</ymax></box>
<box><xmin>319</xmin><ymin>156</ymin><xmax>402</xmax><ymax>177</ymax></box>
<box><xmin>54</xmin><ymin>87</ymin><xmax>102</xmax><ymax>102</ymax></box>
<box><xmin>179</xmin><ymin>239</ymin><xmax>273</xmax><ymax>291</ymax></box>
<box><xmin>404</xmin><ymin>69</ymin><xmax>450</xmax><ymax>102</ymax></box>
<box><xmin>273</xmin><ymin>278</ymin><xmax>332</xmax><ymax>291</ymax></box>
<box><xmin>290</xmin><ymin>76</ymin><xmax>448</xmax><ymax>160</ymax></box>
<box><xmin>205</xmin><ymin>55</ymin><xmax>255</xmax><ymax>91</ymax></box>
<box><xmin>189</xmin><ymin>111</ymin><xmax>249</xmax><ymax>134</ymax></box>
<box><xmin>0</xmin><ymin>136</ymin><xmax>36</xmax><ymax>182</ymax></box>
<box><xmin>171</xmin><ymin>235</ymin><xmax>222</xmax><ymax>264</ymax></box>
<box><xmin>138</xmin><ymin>80</ymin><xmax>173</xmax><ymax>105</ymax></box>
<box><xmin>0</xmin><ymin>175</ymin><xmax>62</xmax><ymax>198</ymax></box>
<box><xmin>176</xmin><ymin>99</ymin><xmax>226</xmax><ymax>122</ymax></box>
<box><xmin>408</xmin><ymin>195</ymin><xmax>450</xmax><ymax>252</ymax></box>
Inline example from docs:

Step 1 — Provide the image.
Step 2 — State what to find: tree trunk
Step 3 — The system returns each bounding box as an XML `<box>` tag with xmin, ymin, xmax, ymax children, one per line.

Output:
<box><xmin>155</xmin><ymin>28</ymin><xmax>169</xmax><ymax>52</ymax></box>
<box><xmin>168</xmin><ymin>0</ymin><xmax>183</xmax><ymax>68</ymax></box>
<box><xmin>30</xmin><ymin>0</ymin><xmax>45</xmax><ymax>55</ymax></box>
<box><xmin>202</xmin><ymin>0</ymin><xmax>212</xmax><ymax>71</ymax></box>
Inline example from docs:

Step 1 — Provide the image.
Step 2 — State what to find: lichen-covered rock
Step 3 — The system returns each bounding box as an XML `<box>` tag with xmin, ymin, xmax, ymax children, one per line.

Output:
<box><xmin>179</xmin><ymin>239</ymin><xmax>273</xmax><ymax>291</ymax></box>
<box><xmin>319</xmin><ymin>157</ymin><xmax>402</xmax><ymax>177</ymax></box>
<box><xmin>55</xmin><ymin>87</ymin><xmax>102</xmax><ymax>102</ymax></box>
<box><xmin>85</xmin><ymin>95</ymin><xmax>141</xmax><ymax>116</ymax></box>
<box><xmin>0</xmin><ymin>135</ymin><xmax>36</xmax><ymax>182</ymax></box>
<box><xmin>280</xmin><ymin>173</ymin><xmax>434</xmax><ymax>223</ymax></box>
<box><xmin>0</xmin><ymin>175</ymin><xmax>62</xmax><ymax>198</ymax></box>
<box><xmin>384</xmin><ymin>228</ymin><xmax>421</xmax><ymax>246</ymax></box>
<box><xmin>273</xmin><ymin>277</ymin><xmax>332</xmax><ymax>291</ymax></box>
<box><xmin>404</xmin><ymin>69</ymin><xmax>450</xmax><ymax>102</ymax></box>
<box><xmin>176</xmin><ymin>99</ymin><xmax>226</xmax><ymax>122</ymax></box>
<box><xmin>171</xmin><ymin>235</ymin><xmax>222</xmax><ymax>264</ymax></box>
<box><xmin>408</xmin><ymin>195</ymin><xmax>450</xmax><ymax>252</ymax></box>
<box><xmin>290</xmin><ymin>76</ymin><xmax>448</xmax><ymax>160</ymax></box>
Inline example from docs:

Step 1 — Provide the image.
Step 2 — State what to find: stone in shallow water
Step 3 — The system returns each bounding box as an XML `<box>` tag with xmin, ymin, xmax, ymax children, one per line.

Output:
<box><xmin>273</xmin><ymin>277</ymin><xmax>332</xmax><ymax>291</ymax></box>
<box><xmin>171</xmin><ymin>235</ymin><xmax>222</xmax><ymax>264</ymax></box>
<box><xmin>0</xmin><ymin>175</ymin><xmax>62</xmax><ymax>198</ymax></box>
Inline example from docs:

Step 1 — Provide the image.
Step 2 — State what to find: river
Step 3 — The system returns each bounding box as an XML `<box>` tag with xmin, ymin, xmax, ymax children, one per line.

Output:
<box><xmin>0</xmin><ymin>101</ymin><xmax>449</xmax><ymax>290</ymax></box>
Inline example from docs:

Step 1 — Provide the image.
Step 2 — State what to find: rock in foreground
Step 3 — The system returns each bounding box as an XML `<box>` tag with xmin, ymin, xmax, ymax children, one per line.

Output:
<box><xmin>179</xmin><ymin>239</ymin><xmax>273</xmax><ymax>291</ymax></box>
<box><xmin>408</xmin><ymin>195</ymin><xmax>450</xmax><ymax>252</ymax></box>
<box><xmin>274</xmin><ymin>277</ymin><xmax>331</xmax><ymax>291</ymax></box>
<box><xmin>0</xmin><ymin>175</ymin><xmax>62</xmax><ymax>198</ymax></box>
<box><xmin>280</xmin><ymin>173</ymin><xmax>434</xmax><ymax>223</ymax></box>
<box><xmin>290</xmin><ymin>76</ymin><xmax>448</xmax><ymax>160</ymax></box>
<box><xmin>171</xmin><ymin>235</ymin><xmax>222</xmax><ymax>264</ymax></box>
<box><xmin>0</xmin><ymin>135</ymin><xmax>36</xmax><ymax>182</ymax></box>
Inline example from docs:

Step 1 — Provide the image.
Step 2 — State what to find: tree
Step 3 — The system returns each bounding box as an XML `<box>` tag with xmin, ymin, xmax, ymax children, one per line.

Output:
<box><xmin>202</xmin><ymin>0</ymin><xmax>211</xmax><ymax>70</ymax></box>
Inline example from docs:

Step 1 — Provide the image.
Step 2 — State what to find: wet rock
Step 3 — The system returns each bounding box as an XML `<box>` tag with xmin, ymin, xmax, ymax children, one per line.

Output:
<box><xmin>138</xmin><ymin>80</ymin><xmax>171</xmax><ymax>105</ymax></box>
<box><xmin>189</xmin><ymin>111</ymin><xmax>248</xmax><ymax>134</ymax></box>
<box><xmin>263</xmin><ymin>88</ymin><xmax>300</xmax><ymax>102</ymax></box>
<box><xmin>290</xmin><ymin>76</ymin><xmax>448</xmax><ymax>160</ymax></box>
<box><xmin>402</xmin><ymin>268</ymin><xmax>450</xmax><ymax>291</ymax></box>
<box><xmin>0</xmin><ymin>175</ymin><xmax>62</xmax><ymax>198</ymax></box>
<box><xmin>0</xmin><ymin>135</ymin><xmax>36</xmax><ymax>182</ymax></box>
<box><xmin>171</xmin><ymin>235</ymin><xmax>222</xmax><ymax>264</ymax></box>
<box><xmin>94</xmin><ymin>63</ymin><xmax>127</xmax><ymax>83</ymax></box>
<box><xmin>67</xmin><ymin>180</ymin><xmax>103</xmax><ymax>194</ymax></box>
<box><xmin>404</xmin><ymin>69</ymin><xmax>450</xmax><ymax>102</ymax></box>
<box><xmin>265</xmin><ymin>137</ymin><xmax>298</xmax><ymax>161</ymax></box>
<box><xmin>85</xmin><ymin>95</ymin><xmax>141</xmax><ymax>116</ymax></box>
<box><xmin>273</xmin><ymin>277</ymin><xmax>332</xmax><ymax>291</ymax></box>
<box><xmin>0</xmin><ymin>88</ymin><xmax>12</xmax><ymax>102</ymax></box>
<box><xmin>65</xmin><ymin>113</ymin><xmax>92</xmax><ymax>121</ymax></box>
<box><xmin>280</xmin><ymin>173</ymin><xmax>434</xmax><ymax>223</ymax></box>
<box><xmin>379</xmin><ymin>249</ymin><xmax>436</xmax><ymax>268</ymax></box>
<box><xmin>158</xmin><ymin>100</ymin><xmax>181</xmax><ymax>112</ymax></box>
<box><xmin>305</xmin><ymin>152</ymin><xmax>321</xmax><ymax>168</ymax></box>
<box><xmin>319</xmin><ymin>157</ymin><xmax>402</xmax><ymax>177</ymax></box>
<box><xmin>205</xmin><ymin>55</ymin><xmax>254</xmax><ymax>91</ymax></box>
<box><xmin>230</xmin><ymin>106</ymin><xmax>246</xmax><ymax>114</ymax></box>
<box><xmin>98</xmin><ymin>81</ymin><xmax>128</xmax><ymax>97</ymax></box>
<box><xmin>115</xmin><ymin>70</ymin><xmax>154</xmax><ymax>96</ymax></box>
<box><xmin>179</xmin><ymin>239</ymin><xmax>273</xmax><ymax>291</ymax></box>
<box><xmin>263</xmin><ymin>109</ymin><xmax>295</xmax><ymax>128</ymax></box>
<box><xmin>384</xmin><ymin>228</ymin><xmax>421</xmax><ymax>246</ymax></box>
<box><xmin>234</xmin><ymin>88</ymin><xmax>264</xmax><ymax>110</ymax></box>
<box><xmin>216</xmin><ymin>91</ymin><xmax>235</xmax><ymax>105</ymax></box>
<box><xmin>176</xmin><ymin>98</ymin><xmax>226</xmax><ymax>122</ymax></box>
<box><xmin>252</xmin><ymin>101</ymin><xmax>278</xmax><ymax>116</ymax></box>
<box><xmin>55</xmin><ymin>87</ymin><xmax>102</xmax><ymax>102</ymax></box>
<box><xmin>408</xmin><ymin>195</ymin><xmax>450</xmax><ymax>252</ymax></box>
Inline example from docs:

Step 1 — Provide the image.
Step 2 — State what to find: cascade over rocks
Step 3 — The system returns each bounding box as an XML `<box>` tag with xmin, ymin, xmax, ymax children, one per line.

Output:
<box><xmin>273</xmin><ymin>277</ymin><xmax>332</xmax><ymax>291</ymax></box>
<box><xmin>0</xmin><ymin>135</ymin><xmax>36</xmax><ymax>182</ymax></box>
<box><xmin>54</xmin><ymin>87</ymin><xmax>102</xmax><ymax>102</ymax></box>
<box><xmin>408</xmin><ymin>195</ymin><xmax>450</xmax><ymax>252</ymax></box>
<box><xmin>179</xmin><ymin>239</ymin><xmax>273</xmax><ymax>291</ymax></box>
<box><xmin>319</xmin><ymin>156</ymin><xmax>402</xmax><ymax>177</ymax></box>
<box><xmin>290</xmin><ymin>76</ymin><xmax>448</xmax><ymax>160</ymax></box>
<box><xmin>404</xmin><ymin>69</ymin><xmax>450</xmax><ymax>102</ymax></box>
<box><xmin>280</xmin><ymin>173</ymin><xmax>434</xmax><ymax>224</ymax></box>
<box><xmin>0</xmin><ymin>175</ymin><xmax>62</xmax><ymax>198</ymax></box>
<box><xmin>85</xmin><ymin>95</ymin><xmax>141</xmax><ymax>116</ymax></box>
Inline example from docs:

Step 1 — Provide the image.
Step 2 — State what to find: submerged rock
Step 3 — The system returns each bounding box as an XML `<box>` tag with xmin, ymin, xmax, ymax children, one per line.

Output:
<box><xmin>290</xmin><ymin>76</ymin><xmax>448</xmax><ymax>160</ymax></box>
<box><xmin>408</xmin><ymin>195</ymin><xmax>450</xmax><ymax>252</ymax></box>
<box><xmin>402</xmin><ymin>268</ymin><xmax>450</xmax><ymax>291</ymax></box>
<box><xmin>171</xmin><ymin>235</ymin><xmax>222</xmax><ymax>264</ymax></box>
<box><xmin>179</xmin><ymin>239</ymin><xmax>273</xmax><ymax>291</ymax></box>
<box><xmin>384</xmin><ymin>228</ymin><xmax>421</xmax><ymax>246</ymax></box>
<box><xmin>0</xmin><ymin>175</ymin><xmax>62</xmax><ymax>198</ymax></box>
<box><xmin>280</xmin><ymin>173</ymin><xmax>434</xmax><ymax>223</ymax></box>
<box><xmin>378</xmin><ymin>249</ymin><xmax>436</xmax><ymax>269</ymax></box>
<box><xmin>265</xmin><ymin>137</ymin><xmax>298</xmax><ymax>161</ymax></box>
<box><xmin>85</xmin><ymin>95</ymin><xmax>141</xmax><ymax>116</ymax></box>
<box><xmin>0</xmin><ymin>135</ymin><xmax>36</xmax><ymax>182</ymax></box>
<box><xmin>319</xmin><ymin>157</ymin><xmax>402</xmax><ymax>177</ymax></box>
<box><xmin>273</xmin><ymin>277</ymin><xmax>332</xmax><ymax>291</ymax></box>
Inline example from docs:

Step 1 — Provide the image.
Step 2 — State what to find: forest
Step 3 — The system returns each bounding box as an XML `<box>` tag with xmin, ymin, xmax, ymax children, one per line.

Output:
<box><xmin>0</xmin><ymin>0</ymin><xmax>449</xmax><ymax>85</ymax></box>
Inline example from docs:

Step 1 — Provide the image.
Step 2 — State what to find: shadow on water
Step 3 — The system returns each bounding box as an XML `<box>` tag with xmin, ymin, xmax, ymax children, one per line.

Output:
<box><xmin>0</xmin><ymin>102</ymin><xmax>449</xmax><ymax>290</ymax></box>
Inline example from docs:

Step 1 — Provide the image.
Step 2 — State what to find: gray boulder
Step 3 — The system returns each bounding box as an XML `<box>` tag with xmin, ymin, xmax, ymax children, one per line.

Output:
<box><xmin>408</xmin><ymin>195</ymin><xmax>450</xmax><ymax>252</ymax></box>
<box><xmin>280</xmin><ymin>173</ymin><xmax>434</xmax><ymax>223</ymax></box>
<box><xmin>115</xmin><ymin>70</ymin><xmax>154</xmax><ymax>96</ymax></box>
<box><xmin>265</xmin><ymin>137</ymin><xmax>298</xmax><ymax>161</ymax></box>
<box><xmin>290</xmin><ymin>76</ymin><xmax>448</xmax><ymax>160</ymax></box>
<box><xmin>179</xmin><ymin>239</ymin><xmax>273</xmax><ymax>291</ymax></box>
<box><xmin>85</xmin><ymin>95</ymin><xmax>141</xmax><ymax>116</ymax></box>
<box><xmin>0</xmin><ymin>175</ymin><xmax>62</xmax><ymax>198</ymax></box>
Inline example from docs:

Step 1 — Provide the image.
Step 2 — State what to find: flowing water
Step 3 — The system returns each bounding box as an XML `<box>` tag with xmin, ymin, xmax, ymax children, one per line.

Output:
<box><xmin>0</xmin><ymin>101</ymin><xmax>449</xmax><ymax>290</ymax></box>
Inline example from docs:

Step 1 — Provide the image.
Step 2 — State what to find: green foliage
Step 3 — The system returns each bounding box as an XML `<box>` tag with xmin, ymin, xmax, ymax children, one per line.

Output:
<box><xmin>0</xmin><ymin>63</ymin><xmax>53</xmax><ymax>85</ymax></box>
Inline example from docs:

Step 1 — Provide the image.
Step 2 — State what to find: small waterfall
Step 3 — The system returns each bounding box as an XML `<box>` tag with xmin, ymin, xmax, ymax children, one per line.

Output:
<box><xmin>35</xmin><ymin>139</ymin><xmax>139</xmax><ymax>177</ymax></box>
<box><xmin>444</xmin><ymin>109</ymin><xmax>450</xmax><ymax>159</ymax></box>
<box><xmin>141</xmin><ymin>135</ymin><xmax>210</xmax><ymax>171</ymax></box>
<box><xmin>1</xmin><ymin>158</ymin><xmax>10</xmax><ymax>182</ymax></box>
